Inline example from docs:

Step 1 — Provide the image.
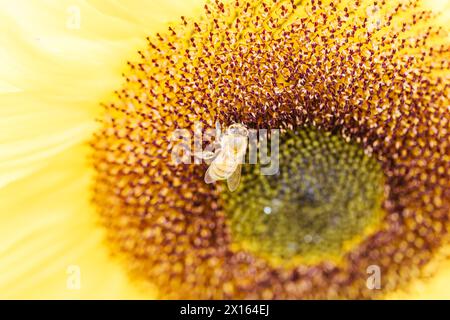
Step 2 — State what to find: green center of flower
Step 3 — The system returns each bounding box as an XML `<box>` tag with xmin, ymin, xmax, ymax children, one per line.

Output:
<box><xmin>221</xmin><ymin>128</ymin><xmax>385</xmax><ymax>266</ymax></box>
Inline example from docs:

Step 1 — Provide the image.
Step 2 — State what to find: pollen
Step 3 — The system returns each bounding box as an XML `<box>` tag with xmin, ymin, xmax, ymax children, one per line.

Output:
<box><xmin>92</xmin><ymin>0</ymin><xmax>450</xmax><ymax>299</ymax></box>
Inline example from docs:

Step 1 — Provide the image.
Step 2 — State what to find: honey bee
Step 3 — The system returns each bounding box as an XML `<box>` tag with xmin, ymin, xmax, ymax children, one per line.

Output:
<box><xmin>195</xmin><ymin>123</ymin><xmax>248</xmax><ymax>192</ymax></box>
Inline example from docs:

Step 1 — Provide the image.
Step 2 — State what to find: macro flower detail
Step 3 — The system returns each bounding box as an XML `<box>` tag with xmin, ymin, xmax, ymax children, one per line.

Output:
<box><xmin>1</xmin><ymin>0</ymin><xmax>449</xmax><ymax>300</ymax></box>
<box><xmin>91</xmin><ymin>0</ymin><xmax>450</xmax><ymax>299</ymax></box>
<box><xmin>222</xmin><ymin>128</ymin><xmax>386</xmax><ymax>267</ymax></box>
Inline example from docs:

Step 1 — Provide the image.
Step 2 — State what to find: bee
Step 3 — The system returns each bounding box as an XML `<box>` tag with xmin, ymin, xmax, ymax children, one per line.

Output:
<box><xmin>195</xmin><ymin>123</ymin><xmax>248</xmax><ymax>192</ymax></box>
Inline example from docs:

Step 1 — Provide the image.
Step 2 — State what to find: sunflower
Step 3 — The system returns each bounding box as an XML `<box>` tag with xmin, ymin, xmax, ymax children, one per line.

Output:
<box><xmin>0</xmin><ymin>0</ymin><xmax>449</xmax><ymax>299</ymax></box>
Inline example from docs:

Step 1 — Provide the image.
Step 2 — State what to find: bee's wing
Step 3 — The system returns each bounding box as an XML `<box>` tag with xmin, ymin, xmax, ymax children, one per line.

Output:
<box><xmin>194</xmin><ymin>150</ymin><xmax>216</xmax><ymax>160</ymax></box>
<box><xmin>227</xmin><ymin>164</ymin><xmax>242</xmax><ymax>192</ymax></box>
<box><xmin>205</xmin><ymin>143</ymin><xmax>223</xmax><ymax>164</ymax></box>
<box><xmin>204</xmin><ymin>159</ymin><xmax>220</xmax><ymax>184</ymax></box>
<box><xmin>194</xmin><ymin>145</ymin><xmax>222</xmax><ymax>166</ymax></box>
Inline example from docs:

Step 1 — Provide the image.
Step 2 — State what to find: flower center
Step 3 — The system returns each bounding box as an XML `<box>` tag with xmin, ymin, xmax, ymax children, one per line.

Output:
<box><xmin>222</xmin><ymin>128</ymin><xmax>385</xmax><ymax>266</ymax></box>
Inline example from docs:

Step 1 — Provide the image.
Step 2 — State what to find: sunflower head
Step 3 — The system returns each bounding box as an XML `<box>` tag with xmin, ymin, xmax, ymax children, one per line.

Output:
<box><xmin>91</xmin><ymin>0</ymin><xmax>450</xmax><ymax>299</ymax></box>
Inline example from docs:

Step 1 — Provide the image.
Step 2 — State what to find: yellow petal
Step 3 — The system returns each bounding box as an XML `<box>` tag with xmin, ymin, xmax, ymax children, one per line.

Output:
<box><xmin>0</xmin><ymin>144</ymin><xmax>152</xmax><ymax>298</ymax></box>
<box><xmin>388</xmin><ymin>256</ymin><xmax>450</xmax><ymax>300</ymax></box>
<box><xmin>0</xmin><ymin>0</ymin><xmax>205</xmax><ymax>187</ymax></box>
<box><xmin>0</xmin><ymin>0</ymin><xmax>203</xmax><ymax>299</ymax></box>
